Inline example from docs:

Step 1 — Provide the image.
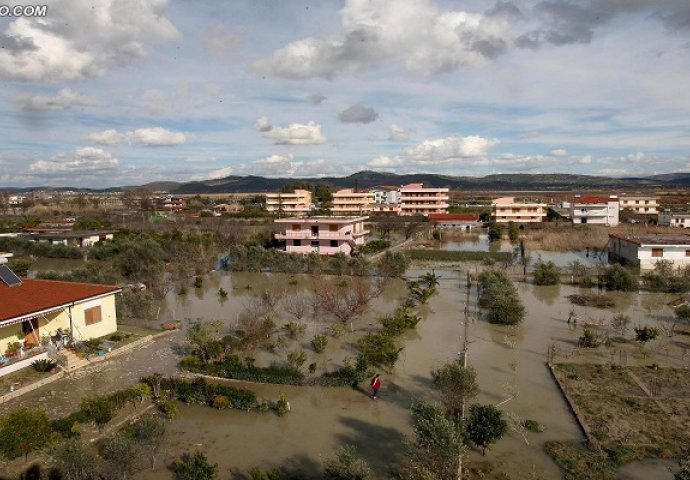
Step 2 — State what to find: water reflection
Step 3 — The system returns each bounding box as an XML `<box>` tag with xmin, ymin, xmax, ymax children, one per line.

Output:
<box><xmin>531</xmin><ymin>284</ymin><xmax>561</xmax><ymax>306</ymax></box>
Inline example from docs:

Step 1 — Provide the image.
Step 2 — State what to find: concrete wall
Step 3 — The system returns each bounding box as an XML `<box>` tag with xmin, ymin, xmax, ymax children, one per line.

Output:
<box><xmin>70</xmin><ymin>295</ymin><xmax>118</xmax><ymax>341</ymax></box>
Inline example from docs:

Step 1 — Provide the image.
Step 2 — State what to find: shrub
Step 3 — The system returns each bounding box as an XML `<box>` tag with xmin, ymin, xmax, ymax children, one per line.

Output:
<box><xmin>284</xmin><ymin>321</ymin><xmax>306</xmax><ymax>339</ymax></box>
<box><xmin>522</xmin><ymin>419</ymin><xmax>544</xmax><ymax>433</ymax></box>
<box><xmin>477</xmin><ymin>270</ymin><xmax>525</xmax><ymax>325</ymax></box>
<box><xmin>173</xmin><ymin>451</ymin><xmax>218</xmax><ymax>480</ymax></box>
<box><xmin>80</xmin><ymin>395</ymin><xmax>115</xmax><ymax>431</ymax></box>
<box><xmin>101</xmin><ymin>431</ymin><xmax>142</xmax><ymax>479</ymax></box>
<box><xmin>431</xmin><ymin>361</ymin><xmax>478</xmax><ymax>418</ymax></box>
<box><xmin>212</xmin><ymin>395</ymin><xmax>230</xmax><ymax>409</ymax></box>
<box><xmin>635</xmin><ymin>326</ymin><xmax>660</xmax><ymax>343</ymax></box>
<box><xmin>218</xmin><ymin>287</ymin><xmax>228</xmax><ymax>298</ymax></box>
<box><xmin>466</xmin><ymin>403</ymin><xmax>508</xmax><ymax>455</ymax></box>
<box><xmin>533</xmin><ymin>259</ymin><xmax>560</xmax><ymax>285</ymax></box>
<box><xmin>376</xmin><ymin>251</ymin><xmax>410</xmax><ymax>277</ymax></box>
<box><xmin>132</xmin><ymin>414</ymin><xmax>167</xmax><ymax>469</ymax></box>
<box><xmin>248</xmin><ymin>467</ymin><xmax>286</xmax><ymax>480</ymax></box>
<box><xmin>0</xmin><ymin>408</ymin><xmax>52</xmax><ymax>460</ymax></box>
<box><xmin>359</xmin><ymin>239</ymin><xmax>391</xmax><ymax>255</ymax></box>
<box><xmin>604</xmin><ymin>265</ymin><xmax>637</xmax><ymax>292</ymax></box>
<box><xmin>193</xmin><ymin>276</ymin><xmax>203</xmax><ymax>288</ymax></box>
<box><xmin>568</xmin><ymin>293</ymin><xmax>615</xmax><ymax>309</ymax></box>
<box><xmin>157</xmin><ymin>398</ymin><xmax>179</xmax><ymax>420</ymax></box>
<box><xmin>379</xmin><ymin>307</ymin><xmax>421</xmax><ymax>336</ymax></box>
<box><xmin>324</xmin><ymin>445</ymin><xmax>371</xmax><ymax>480</ymax></box>
<box><xmin>311</xmin><ymin>335</ymin><xmax>328</xmax><ymax>353</ymax></box>
<box><xmin>31</xmin><ymin>358</ymin><xmax>57</xmax><ymax>372</ymax></box>
<box><xmin>508</xmin><ymin>222</ymin><xmax>520</xmax><ymax>242</ymax></box>
<box><xmin>488</xmin><ymin>223</ymin><xmax>503</xmax><ymax>241</ymax></box>
<box><xmin>276</xmin><ymin>393</ymin><xmax>290</xmax><ymax>416</ymax></box>
<box><xmin>286</xmin><ymin>350</ymin><xmax>307</xmax><ymax>371</ymax></box>
<box><xmin>82</xmin><ymin>338</ymin><xmax>103</xmax><ymax>353</ymax></box>
<box><xmin>611</xmin><ymin>313</ymin><xmax>631</xmax><ymax>336</ymax></box>
<box><xmin>356</xmin><ymin>332</ymin><xmax>402</xmax><ymax>370</ymax></box>
<box><xmin>50</xmin><ymin>438</ymin><xmax>101</xmax><ymax>479</ymax></box>
<box><xmin>578</xmin><ymin>328</ymin><xmax>601</xmax><ymax>348</ymax></box>
<box><xmin>318</xmin><ymin>357</ymin><xmax>370</xmax><ymax>387</ymax></box>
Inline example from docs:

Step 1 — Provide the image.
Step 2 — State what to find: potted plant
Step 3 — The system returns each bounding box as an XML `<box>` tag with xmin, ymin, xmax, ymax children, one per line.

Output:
<box><xmin>5</xmin><ymin>341</ymin><xmax>21</xmax><ymax>357</ymax></box>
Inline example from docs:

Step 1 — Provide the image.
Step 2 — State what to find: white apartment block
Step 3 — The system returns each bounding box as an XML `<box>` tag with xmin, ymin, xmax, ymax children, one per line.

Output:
<box><xmin>331</xmin><ymin>189</ymin><xmax>375</xmax><ymax>216</ymax></box>
<box><xmin>398</xmin><ymin>183</ymin><xmax>449</xmax><ymax>216</ymax></box>
<box><xmin>658</xmin><ymin>212</ymin><xmax>690</xmax><ymax>228</ymax></box>
<box><xmin>609</xmin><ymin>233</ymin><xmax>690</xmax><ymax>271</ymax></box>
<box><xmin>619</xmin><ymin>196</ymin><xmax>658</xmax><ymax>215</ymax></box>
<box><xmin>266</xmin><ymin>189</ymin><xmax>312</xmax><ymax>216</ymax></box>
<box><xmin>570</xmin><ymin>196</ymin><xmax>619</xmax><ymax>226</ymax></box>
<box><xmin>491</xmin><ymin>197</ymin><xmax>546</xmax><ymax>223</ymax></box>
<box><xmin>372</xmin><ymin>189</ymin><xmax>400</xmax><ymax>205</ymax></box>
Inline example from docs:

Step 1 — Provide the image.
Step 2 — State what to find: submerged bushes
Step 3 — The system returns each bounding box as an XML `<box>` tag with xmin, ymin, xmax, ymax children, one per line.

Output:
<box><xmin>478</xmin><ymin>270</ymin><xmax>525</xmax><ymax>325</ymax></box>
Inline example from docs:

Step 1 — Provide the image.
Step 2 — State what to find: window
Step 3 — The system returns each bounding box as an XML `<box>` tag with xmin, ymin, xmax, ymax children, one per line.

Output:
<box><xmin>329</xmin><ymin>224</ymin><xmax>338</xmax><ymax>232</ymax></box>
<box><xmin>292</xmin><ymin>224</ymin><xmax>300</xmax><ymax>231</ymax></box>
<box><xmin>686</xmin><ymin>250</ymin><xmax>690</xmax><ymax>257</ymax></box>
<box><xmin>330</xmin><ymin>240</ymin><xmax>338</xmax><ymax>247</ymax></box>
<box><xmin>293</xmin><ymin>240</ymin><xmax>301</xmax><ymax>247</ymax></box>
<box><xmin>84</xmin><ymin>306</ymin><xmax>102</xmax><ymax>326</ymax></box>
<box><xmin>652</xmin><ymin>248</ymin><xmax>663</xmax><ymax>257</ymax></box>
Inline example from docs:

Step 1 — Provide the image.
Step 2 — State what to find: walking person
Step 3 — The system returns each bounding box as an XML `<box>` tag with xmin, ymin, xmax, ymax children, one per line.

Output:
<box><xmin>370</xmin><ymin>373</ymin><xmax>381</xmax><ymax>399</ymax></box>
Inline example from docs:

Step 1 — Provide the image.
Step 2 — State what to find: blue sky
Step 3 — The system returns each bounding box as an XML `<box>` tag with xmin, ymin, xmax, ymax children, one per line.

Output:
<box><xmin>1</xmin><ymin>0</ymin><xmax>690</xmax><ymax>187</ymax></box>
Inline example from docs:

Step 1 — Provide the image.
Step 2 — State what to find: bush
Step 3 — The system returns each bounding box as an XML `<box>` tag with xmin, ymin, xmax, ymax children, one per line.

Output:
<box><xmin>478</xmin><ymin>270</ymin><xmax>525</xmax><ymax>325</ymax></box>
<box><xmin>324</xmin><ymin>445</ymin><xmax>371</xmax><ymax>480</ymax></box>
<box><xmin>466</xmin><ymin>403</ymin><xmax>508</xmax><ymax>455</ymax></box>
<box><xmin>50</xmin><ymin>438</ymin><xmax>101</xmax><ymax>479</ymax></box>
<box><xmin>379</xmin><ymin>307</ymin><xmax>421</xmax><ymax>336</ymax></box>
<box><xmin>488</xmin><ymin>223</ymin><xmax>503</xmax><ymax>241</ymax></box>
<box><xmin>173</xmin><ymin>451</ymin><xmax>218</xmax><ymax>480</ymax></box>
<box><xmin>533</xmin><ymin>259</ymin><xmax>560</xmax><ymax>285</ymax></box>
<box><xmin>508</xmin><ymin>222</ymin><xmax>519</xmax><ymax>242</ymax></box>
<box><xmin>376</xmin><ymin>250</ymin><xmax>410</xmax><ymax>277</ymax></box>
<box><xmin>80</xmin><ymin>395</ymin><xmax>115</xmax><ymax>431</ymax></box>
<box><xmin>0</xmin><ymin>408</ymin><xmax>53</xmax><ymax>460</ymax></box>
<box><xmin>276</xmin><ymin>393</ymin><xmax>290</xmax><ymax>416</ymax></box>
<box><xmin>31</xmin><ymin>358</ymin><xmax>57</xmax><ymax>372</ymax></box>
<box><xmin>635</xmin><ymin>326</ymin><xmax>660</xmax><ymax>343</ymax></box>
<box><xmin>522</xmin><ymin>419</ymin><xmax>544</xmax><ymax>432</ymax></box>
<box><xmin>578</xmin><ymin>328</ymin><xmax>601</xmax><ymax>348</ymax></box>
<box><xmin>604</xmin><ymin>265</ymin><xmax>637</xmax><ymax>292</ymax></box>
<box><xmin>167</xmin><ymin>377</ymin><xmax>257</xmax><ymax>409</ymax></box>
<box><xmin>212</xmin><ymin>395</ymin><xmax>230</xmax><ymax>409</ymax></box>
<box><xmin>431</xmin><ymin>361</ymin><xmax>478</xmax><ymax>418</ymax></box>
<box><xmin>357</xmin><ymin>332</ymin><xmax>402</xmax><ymax>370</ymax></box>
<box><xmin>568</xmin><ymin>293</ymin><xmax>615</xmax><ymax>309</ymax></box>
<box><xmin>359</xmin><ymin>239</ymin><xmax>391</xmax><ymax>255</ymax></box>
<box><xmin>286</xmin><ymin>350</ymin><xmax>307</xmax><ymax>371</ymax></box>
<box><xmin>311</xmin><ymin>335</ymin><xmax>328</xmax><ymax>353</ymax></box>
<box><xmin>318</xmin><ymin>357</ymin><xmax>370</xmax><ymax>387</ymax></box>
<box><xmin>284</xmin><ymin>321</ymin><xmax>306</xmax><ymax>339</ymax></box>
<box><xmin>405</xmin><ymin>250</ymin><xmax>512</xmax><ymax>263</ymax></box>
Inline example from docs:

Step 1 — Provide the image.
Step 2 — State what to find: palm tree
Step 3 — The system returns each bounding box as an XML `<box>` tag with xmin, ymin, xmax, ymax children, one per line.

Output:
<box><xmin>420</xmin><ymin>271</ymin><xmax>440</xmax><ymax>289</ymax></box>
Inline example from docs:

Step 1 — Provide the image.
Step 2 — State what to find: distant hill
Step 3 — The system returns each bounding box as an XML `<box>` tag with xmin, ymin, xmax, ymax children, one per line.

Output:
<box><xmin>1</xmin><ymin>170</ymin><xmax>687</xmax><ymax>193</ymax></box>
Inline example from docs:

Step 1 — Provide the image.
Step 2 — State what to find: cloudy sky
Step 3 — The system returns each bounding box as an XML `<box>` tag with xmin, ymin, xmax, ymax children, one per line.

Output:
<box><xmin>1</xmin><ymin>0</ymin><xmax>690</xmax><ymax>188</ymax></box>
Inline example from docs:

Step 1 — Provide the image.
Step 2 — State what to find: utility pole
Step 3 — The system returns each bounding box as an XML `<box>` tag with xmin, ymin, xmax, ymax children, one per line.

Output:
<box><xmin>457</xmin><ymin>270</ymin><xmax>472</xmax><ymax>480</ymax></box>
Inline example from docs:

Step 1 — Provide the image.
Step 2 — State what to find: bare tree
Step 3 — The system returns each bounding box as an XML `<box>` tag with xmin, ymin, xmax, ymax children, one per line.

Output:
<box><xmin>284</xmin><ymin>292</ymin><xmax>311</xmax><ymax>322</ymax></box>
<box><xmin>314</xmin><ymin>277</ymin><xmax>383</xmax><ymax>329</ymax></box>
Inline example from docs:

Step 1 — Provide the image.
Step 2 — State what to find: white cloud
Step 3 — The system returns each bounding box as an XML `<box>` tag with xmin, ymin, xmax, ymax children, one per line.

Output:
<box><xmin>15</xmin><ymin>88</ymin><xmax>99</xmax><ymax>112</ymax></box>
<box><xmin>0</xmin><ymin>0</ymin><xmax>180</xmax><ymax>81</ymax></box>
<box><xmin>131</xmin><ymin>127</ymin><xmax>187</xmax><ymax>146</ymax></box>
<box><xmin>29</xmin><ymin>147</ymin><xmax>118</xmax><ymax>174</ymax></box>
<box><xmin>306</xmin><ymin>94</ymin><xmax>327</xmax><ymax>105</ymax></box>
<box><xmin>400</xmin><ymin>135</ymin><xmax>497</xmax><ymax>163</ymax></box>
<box><xmin>550</xmin><ymin>148</ymin><xmax>568</xmax><ymax>157</ymax></box>
<box><xmin>87</xmin><ymin>129</ymin><xmax>126</xmax><ymax>146</ymax></box>
<box><xmin>250</xmin><ymin>154</ymin><xmax>329</xmax><ymax>177</ymax></box>
<box><xmin>86</xmin><ymin>127</ymin><xmax>188</xmax><ymax>146</ymax></box>
<box><xmin>256</xmin><ymin>118</ymin><xmax>325</xmax><ymax>145</ymax></box>
<box><xmin>388</xmin><ymin>124</ymin><xmax>413</xmax><ymax>141</ymax></box>
<box><xmin>206</xmin><ymin>167</ymin><xmax>234</xmax><ymax>180</ymax></box>
<box><xmin>257</xmin><ymin>0</ymin><xmax>513</xmax><ymax>78</ymax></box>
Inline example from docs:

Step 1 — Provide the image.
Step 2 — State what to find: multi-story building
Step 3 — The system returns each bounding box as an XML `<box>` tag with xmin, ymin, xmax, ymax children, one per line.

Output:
<box><xmin>609</xmin><ymin>233</ymin><xmax>690</xmax><ymax>271</ymax></box>
<box><xmin>618</xmin><ymin>195</ymin><xmax>658</xmax><ymax>215</ymax></box>
<box><xmin>570</xmin><ymin>196</ymin><xmax>619</xmax><ymax>226</ymax></box>
<box><xmin>274</xmin><ymin>216</ymin><xmax>368</xmax><ymax>255</ymax></box>
<box><xmin>398</xmin><ymin>183</ymin><xmax>449</xmax><ymax>216</ymax></box>
<box><xmin>371</xmin><ymin>188</ymin><xmax>400</xmax><ymax>205</ymax></box>
<box><xmin>154</xmin><ymin>195</ymin><xmax>185</xmax><ymax>212</ymax></box>
<box><xmin>491</xmin><ymin>197</ymin><xmax>547</xmax><ymax>223</ymax></box>
<box><xmin>658</xmin><ymin>212</ymin><xmax>690</xmax><ymax>228</ymax></box>
<box><xmin>331</xmin><ymin>189</ymin><xmax>375</xmax><ymax>216</ymax></box>
<box><xmin>266</xmin><ymin>189</ymin><xmax>312</xmax><ymax>216</ymax></box>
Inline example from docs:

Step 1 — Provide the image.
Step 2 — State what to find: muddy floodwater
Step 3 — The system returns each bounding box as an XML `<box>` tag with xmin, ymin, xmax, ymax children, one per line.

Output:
<box><xmin>142</xmin><ymin>266</ymin><xmax>684</xmax><ymax>478</ymax></box>
<box><xmin>7</xmin><ymin>262</ymin><xmax>685</xmax><ymax>478</ymax></box>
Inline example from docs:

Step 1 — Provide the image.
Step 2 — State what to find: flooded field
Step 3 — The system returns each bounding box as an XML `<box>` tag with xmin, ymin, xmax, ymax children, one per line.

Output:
<box><xmin>7</xmin><ymin>258</ymin><xmax>688</xmax><ymax>478</ymax></box>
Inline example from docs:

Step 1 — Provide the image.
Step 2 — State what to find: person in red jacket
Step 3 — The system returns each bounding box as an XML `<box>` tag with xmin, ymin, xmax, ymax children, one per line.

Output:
<box><xmin>370</xmin><ymin>374</ymin><xmax>381</xmax><ymax>399</ymax></box>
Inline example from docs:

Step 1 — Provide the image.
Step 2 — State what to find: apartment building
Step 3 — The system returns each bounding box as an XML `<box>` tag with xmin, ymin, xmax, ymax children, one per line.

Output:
<box><xmin>265</xmin><ymin>189</ymin><xmax>312</xmax><ymax>216</ymax></box>
<box><xmin>398</xmin><ymin>183</ymin><xmax>449</xmax><ymax>216</ymax></box>
<box><xmin>570</xmin><ymin>196</ymin><xmax>619</xmax><ymax>226</ymax></box>
<box><xmin>371</xmin><ymin>188</ymin><xmax>401</xmax><ymax>205</ymax></box>
<box><xmin>331</xmin><ymin>189</ymin><xmax>375</xmax><ymax>216</ymax></box>
<box><xmin>154</xmin><ymin>195</ymin><xmax>185</xmax><ymax>212</ymax></box>
<box><xmin>274</xmin><ymin>216</ymin><xmax>368</xmax><ymax>255</ymax></box>
<box><xmin>491</xmin><ymin>197</ymin><xmax>547</xmax><ymax>223</ymax></box>
<box><xmin>618</xmin><ymin>195</ymin><xmax>658</xmax><ymax>215</ymax></box>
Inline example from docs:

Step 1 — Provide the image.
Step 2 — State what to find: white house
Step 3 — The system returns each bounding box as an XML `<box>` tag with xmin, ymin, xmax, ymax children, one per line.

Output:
<box><xmin>658</xmin><ymin>212</ymin><xmax>690</xmax><ymax>228</ymax></box>
<box><xmin>608</xmin><ymin>233</ymin><xmax>690</xmax><ymax>271</ymax></box>
<box><xmin>570</xmin><ymin>196</ymin><xmax>619</xmax><ymax>226</ymax></box>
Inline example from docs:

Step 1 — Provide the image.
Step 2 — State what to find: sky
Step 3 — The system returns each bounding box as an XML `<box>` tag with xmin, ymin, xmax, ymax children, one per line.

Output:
<box><xmin>1</xmin><ymin>0</ymin><xmax>690</xmax><ymax>188</ymax></box>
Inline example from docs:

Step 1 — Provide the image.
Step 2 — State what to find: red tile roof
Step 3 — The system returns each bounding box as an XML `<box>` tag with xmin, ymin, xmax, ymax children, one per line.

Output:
<box><xmin>575</xmin><ymin>196</ymin><xmax>610</xmax><ymax>204</ymax></box>
<box><xmin>428</xmin><ymin>213</ymin><xmax>480</xmax><ymax>221</ymax></box>
<box><xmin>0</xmin><ymin>278</ymin><xmax>120</xmax><ymax>323</ymax></box>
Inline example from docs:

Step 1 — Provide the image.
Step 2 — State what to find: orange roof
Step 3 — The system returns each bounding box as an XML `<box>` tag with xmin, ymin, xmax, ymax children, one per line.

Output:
<box><xmin>428</xmin><ymin>213</ymin><xmax>480</xmax><ymax>221</ymax></box>
<box><xmin>0</xmin><ymin>278</ymin><xmax>120</xmax><ymax>323</ymax></box>
<box><xmin>575</xmin><ymin>196</ymin><xmax>610</xmax><ymax>204</ymax></box>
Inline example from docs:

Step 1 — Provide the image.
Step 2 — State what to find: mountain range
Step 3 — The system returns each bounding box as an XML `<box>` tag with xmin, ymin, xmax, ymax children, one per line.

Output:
<box><xmin>4</xmin><ymin>171</ymin><xmax>690</xmax><ymax>194</ymax></box>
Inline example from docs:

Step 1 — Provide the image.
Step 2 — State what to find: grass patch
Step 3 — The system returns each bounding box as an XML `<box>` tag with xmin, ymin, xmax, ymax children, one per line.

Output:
<box><xmin>568</xmin><ymin>293</ymin><xmax>616</xmax><ymax>309</ymax></box>
<box><xmin>406</xmin><ymin>249</ymin><xmax>512</xmax><ymax>262</ymax></box>
<box><xmin>545</xmin><ymin>441</ymin><xmax>618</xmax><ymax>480</ymax></box>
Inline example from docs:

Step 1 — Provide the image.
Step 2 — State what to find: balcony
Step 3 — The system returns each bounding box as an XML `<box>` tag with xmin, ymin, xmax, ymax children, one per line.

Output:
<box><xmin>276</xmin><ymin>230</ymin><xmax>369</xmax><ymax>240</ymax></box>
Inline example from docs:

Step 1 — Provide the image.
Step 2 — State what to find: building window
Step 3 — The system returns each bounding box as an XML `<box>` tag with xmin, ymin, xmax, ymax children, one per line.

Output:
<box><xmin>293</xmin><ymin>240</ymin><xmax>301</xmax><ymax>247</ymax></box>
<box><xmin>330</xmin><ymin>240</ymin><xmax>338</xmax><ymax>247</ymax></box>
<box><xmin>292</xmin><ymin>224</ymin><xmax>300</xmax><ymax>231</ymax></box>
<box><xmin>84</xmin><ymin>306</ymin><xmax>102</xmax><ymax>326</ymax></box>
<box><xmin>686</xmin><ymin>250</ymin><xmax>690</xmax><ymax>257</ymax></box>
<box><xmin>329</xmin><ymin>224</ymin><xmax>338</xmax><ymax>232</ymax></box>
<box><xmin>652</xmin><ymin>248</ymin><xmax>663</xmax><ymax>257</ymax></box>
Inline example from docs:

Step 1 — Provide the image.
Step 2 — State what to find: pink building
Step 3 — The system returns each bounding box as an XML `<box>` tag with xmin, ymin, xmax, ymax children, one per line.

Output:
<box><xmin>399</xmin><ymin>183</ymin><xmax>449</xmax><ymax>216</ymax></box>
<box><xmin>274</xmin><ymin>216</ymin><xmax>369</xmax><ymax>255</ymax></box>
